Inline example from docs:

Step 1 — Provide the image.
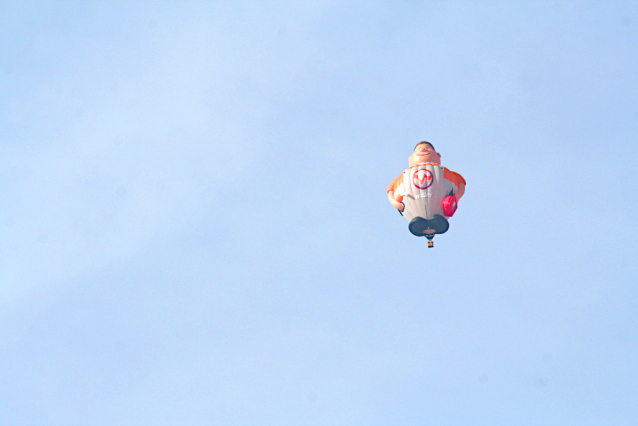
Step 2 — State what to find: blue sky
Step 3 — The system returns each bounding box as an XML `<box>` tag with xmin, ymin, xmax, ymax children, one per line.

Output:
<box><xmin>1</xmin><ymin>1</ymin><xmax>637</xmax><ymax>425</ymax></box>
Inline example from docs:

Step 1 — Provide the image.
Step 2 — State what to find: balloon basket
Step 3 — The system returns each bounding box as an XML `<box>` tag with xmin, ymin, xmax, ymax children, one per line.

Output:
<box><xmin>425</xmin><ymin>234</ymin><xmax>434</xmax><ymax>248</ymax></box>
<box><xmin>427</xmin><ymin>241</ymin><xmax>434</xmax><ymax>248</ymax></box>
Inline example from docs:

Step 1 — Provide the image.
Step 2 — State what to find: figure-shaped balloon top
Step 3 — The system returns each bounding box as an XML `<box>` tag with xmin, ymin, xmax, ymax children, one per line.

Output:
<box><xmin>408</xmin><ymin>141</ymin><xmax>441</xmax><ymax>166</ymax></box>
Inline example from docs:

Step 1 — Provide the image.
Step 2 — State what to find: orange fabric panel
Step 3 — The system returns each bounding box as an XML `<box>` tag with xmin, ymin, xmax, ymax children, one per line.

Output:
<box><xmin>387</xmin><ymin>174</ymin><xmax>403</xmax><ymax>193</ymax></box>
<box><xmin>408</xmin><ymin>162</ymin><xmax>440</xmax><ymax>169</ymax></box>
<box><xmin>443</xmin><ymin>168</ymin><xmax>466</xmax><ymax>188</ymax></box>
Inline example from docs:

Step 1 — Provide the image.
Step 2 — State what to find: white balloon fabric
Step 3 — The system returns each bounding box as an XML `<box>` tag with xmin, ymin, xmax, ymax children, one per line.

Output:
<box><xmin>396</xmin><ymin>163</ymin><xmax>456</xmax><ymax>223</ymax></box>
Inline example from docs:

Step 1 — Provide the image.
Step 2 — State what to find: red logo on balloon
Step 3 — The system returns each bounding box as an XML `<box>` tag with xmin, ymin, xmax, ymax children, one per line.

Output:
<box><xmin>412</xmin><ymin>168</ymin><xmax>433</xmax><ymax>189</ymax></box>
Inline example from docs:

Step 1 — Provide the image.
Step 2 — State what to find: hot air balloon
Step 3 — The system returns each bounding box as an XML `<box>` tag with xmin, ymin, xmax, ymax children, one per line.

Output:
<box><xmin>387</xmin><ymin>142</ymin><xmax>466</xmax><ymax>248</ymax></box>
